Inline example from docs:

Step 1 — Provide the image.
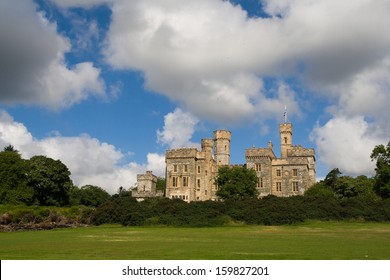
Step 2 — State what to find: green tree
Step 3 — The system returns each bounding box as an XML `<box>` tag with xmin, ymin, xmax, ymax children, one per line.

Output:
<box><xmin>304</xmin><ymin>181</ymin><xmax>335</xmax><ymax>199</ymax></box>
<box><xmin>371</xmin><ymin>141</ymin><xmax>390</xmax><ymax>198</ymax></box>
<box><xmin>77</xmin><ymin>185</ymin><xmax>111</xmax><ymax>207</ymax></box>
<box><xmin>27</xmin><ymin>155</ymin><xmax>72</xmax><ymax>206</ymax></box>
<box><xmin>216</xmin><ymin>166</ymin><xmax>258</xmax><ymax>200</ymax></box>
<box><xmin>0</xmin><ymin>148</ymin><xmax>34</xmax><ymax>205</ymax></box>
<box><xmin>3</xmin><ymin>144</ymin><xmax>18</xmax><ymax>153</ymax></box>
<box><xmin>324</xmin><ymin>168</ymin><xmax>342</xmax><ymax>191</ymax></box>
<box><xmin>156</xmin><ymin>177</ymin><xmax>166</xmax><ymax>192</ymax></box>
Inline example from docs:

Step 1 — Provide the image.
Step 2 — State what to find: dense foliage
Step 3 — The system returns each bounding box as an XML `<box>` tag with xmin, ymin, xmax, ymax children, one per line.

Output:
<box><xmin>216</xmin><ymin>165</ymin><xmax>258</xmax><ymax>200</ymax></box>
<box><xmin>1</xmin><ymin>142</ymin><xmax>389</xmax><ymax>228</ymax></box>
<box><xmin>371</xmin><ymin>141</ymin><xmax>390</xmax><ymax>198</ymax></box>
<box><xmin>91</xmin><ymin>187</ymin><xmax>390</xmax><ymax>227</ymax></box>
<box><xmin>0</xmin><ymin>147</ymin><xmax>110</xmax><ymax>208</ymax></box>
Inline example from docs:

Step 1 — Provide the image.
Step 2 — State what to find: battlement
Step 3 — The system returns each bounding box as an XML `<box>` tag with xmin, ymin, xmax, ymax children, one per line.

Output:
<box><xmin>201</xmin><ymin>138</ymin><xmax>213</xmax><ymax>149</ymax></box>
<box><xmin>288</xmin><ymin>146</ymin><xmax>315</xmax><ymax>158</ymax></box>
<box><xmin>213</xmin><ymin>130</ymin><xmax>231</xmax><ymax>140</ymax></box>
<box><xmin>166</xmin><ymin>148</ymin><xmax>198</xmax><ymax>159</ymax></box>
<box><xmin>279</xmin><ymin>122</ymin><xmax>292</xmax><ymax>133</ymax></box>
<box><xmin>245</xmin><ymin>148</ymin><xmax>276</xmax><ymax>159</ymax></box>
<box><xmin>136</xmin><ymin>170</ymin><xmax>157</xmax><ymax>182</ymax></box>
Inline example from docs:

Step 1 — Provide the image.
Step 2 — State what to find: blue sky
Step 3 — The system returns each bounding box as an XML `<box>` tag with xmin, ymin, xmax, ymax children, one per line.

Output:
<box><xmin>1</xmin><ymin>0</ymin><xmax>389</xmax><ymax>194</ymax></box>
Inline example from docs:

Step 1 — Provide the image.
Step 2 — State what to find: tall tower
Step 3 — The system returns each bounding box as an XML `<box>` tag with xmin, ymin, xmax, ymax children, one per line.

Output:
<box><xmin>213</xmin><ymin>130</ymin><xmax>231</xmax><ymax>166</ymax></box>
<box><xmin>201</xmin><ymin>138</ymin><xmax>213</xmax><ymax>158</ymax></box>
<box><xmin>279</xmin><ymin>122</ymin><xmax>292</xmax><ymax>158</ymax></box>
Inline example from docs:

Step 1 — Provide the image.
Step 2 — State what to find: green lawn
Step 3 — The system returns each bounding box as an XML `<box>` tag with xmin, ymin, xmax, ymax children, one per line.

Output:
<box><xmin>1</xmin><ymin>221</ymin><xmax>389</xmax><ymax>260</ymax></box>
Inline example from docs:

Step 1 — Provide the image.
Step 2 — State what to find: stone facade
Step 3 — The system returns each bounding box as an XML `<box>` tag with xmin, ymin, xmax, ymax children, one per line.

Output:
<box><xmin>246</xmin><ymin>123</ymin><xmax>316</xmax><ymax>197</ymax></box>
<box><xmin>164</xmin><ymin>122</ymin><xmax>316</xmax><ymax>201</ymax></box>
<box><xmin>131</xmin><ymin>171</ymin><xmax>163</xmax><ymax>201</ymax></box>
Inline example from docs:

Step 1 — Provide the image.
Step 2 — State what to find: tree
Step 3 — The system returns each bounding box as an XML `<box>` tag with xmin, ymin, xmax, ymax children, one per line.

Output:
<box><xmin>27</xmin><ymin>155</ymin><xmax>72</xmax><ymax>206</ymax></box>
<box><xmin>0</xmin><ymin>149</ymin><xmax>34</xmax><ymax>205</ymax></box>
<box><xmin>216</xmin><ymin>166</ymin><xmax>258</xmax><ymax>200</ymax></box>
<box><xmin>371</xmin><ymin>141</ymin><xmax>390</xmax><ymax>198</ymax></box>
<box><xmin>156</xmin><ymin>177</ymin><xmax>166</xmax><ymax>192</ymax></box>
<box><xmin>3</xmin><ymin>144</ymin><xmax>18</xmax><ymax>153</ymax></box>
<box><xmin>78</xmin><ymin>185</ymin><xmax>111</xmax><ymax>207</ymax></box>
<box><xmin>324</xmin><ymin>168</ymin><xmax>342</xmax><ymax>191</ymax></box>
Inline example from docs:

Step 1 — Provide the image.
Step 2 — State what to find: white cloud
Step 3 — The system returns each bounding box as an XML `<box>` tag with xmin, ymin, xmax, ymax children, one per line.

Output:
<box><xmin>146</xmin><ymin>153</ymin><xmax>166</xmax><ymax>177</ymax></box>
<box><xmin>310</xmin><ymin>55</ymin><xmax>390</xmax><ymax>177</ymax></box>
<box><xmin>310</xmin><ymin>116</ymin><xmax>386</xmax><ymax>177</ymax></box>
<box><xmin>157</xmin><ymin>108</ymin><xmax>200</xmax><ymax>149</ymax></box>
<box><xmin>101</xmin><ymin>0</ymin><xmax>390</xmax><ymax>123</ymax></box>
<box><xmin>0</xmin><ymin>0</ymin><xmax>105</xmax><ymax>109</ymax></box>
<box><xmin>0</xmin><ymin>110</ymin><xmax>162</xmax><ymax>194</ymax></box>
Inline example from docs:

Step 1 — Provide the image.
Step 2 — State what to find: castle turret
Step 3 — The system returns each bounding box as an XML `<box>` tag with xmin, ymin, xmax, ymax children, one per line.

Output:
<box><xmin>201</xmin><ymin>138</ymin><xmax>213</xmax><ymax>158</ymax></box>
<box><xmin>279</xmin><ymin>123</ymin><xmax>292</xmax><ymax>158</ymax></box>
<box><xmin>213</xmin><ymin>130</ymin><xmax>231</xmax><ymax>166</ymax></box>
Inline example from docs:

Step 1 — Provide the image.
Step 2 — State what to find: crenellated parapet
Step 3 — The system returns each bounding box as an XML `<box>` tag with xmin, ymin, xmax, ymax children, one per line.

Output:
<box><xmin>245</xmin><ymin>147</ymin><xmax>276</xmax><ymax>159</ymax></box>
<box><xmin>166</xmin><ymin>148</ymin><xmax>198</xmax><ymax>159</ymax></box>
<box><xmin>287</xmin><ymin>146</ymin><xmax>315</xmax><ymax>158</ymax></box>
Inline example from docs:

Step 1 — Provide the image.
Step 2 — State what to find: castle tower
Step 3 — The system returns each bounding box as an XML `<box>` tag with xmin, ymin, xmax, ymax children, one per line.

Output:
<box><xmin>279</xmin><ymin>123</ymin><xmax>292</xmax><ymax>158</ymax></box>
<box><xmin>201</xmin><ymin>138</ymin><xmax>213</xmax><ymax>158</ymax></box>
<box><xmin>213</xmin><ymin>130</ymin><xmax>231</xmax><ymax>166</ymax></box>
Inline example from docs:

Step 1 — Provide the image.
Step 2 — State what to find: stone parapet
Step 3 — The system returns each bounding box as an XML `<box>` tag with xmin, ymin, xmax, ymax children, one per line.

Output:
<box><xmin>245</xmin><ymin>148</ymin><xmax>276</xmax><ymax>159</ymax></box>
<box><xmin>166</xmin><ymin>148</ymin><xmax>198</xmax><ymax>159</ymax></box>
<box><xmin>287</xmin><ymin>146</ymin><xmax>315</xmax><ymax>158</ymax></box>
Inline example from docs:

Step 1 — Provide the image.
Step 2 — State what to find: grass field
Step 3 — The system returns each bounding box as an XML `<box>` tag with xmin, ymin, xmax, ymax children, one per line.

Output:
<box><xmin>0</xmin><ymin>221</ymin><xmax>389</xmax><ymax>260</ymax></box>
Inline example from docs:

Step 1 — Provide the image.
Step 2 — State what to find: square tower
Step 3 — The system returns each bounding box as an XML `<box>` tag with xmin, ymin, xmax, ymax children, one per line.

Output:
<box><xmin>279</xmin><ymin>123</ymin><xmax>292</xmax><ymax>158</ymax></box>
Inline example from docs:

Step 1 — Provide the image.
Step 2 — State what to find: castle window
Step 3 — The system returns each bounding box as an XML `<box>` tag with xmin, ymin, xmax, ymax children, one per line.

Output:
<box><xmin>284</xmin><ymin>137</ymin><xmax>288</xmax><ymax>144</ymax></box>
<box><xmin>197</xmin><ymin>165</ymin><xmax>201</xmax><ymax>173</ymax></box>
<box><xmin>183</xmin><ymin>176</ymin><xmax>188</xmax><ymax>187</ymax></box>
<box><xmin>173</xmin><ymin>164</ymin><xmax>177</xmax><ymax>172</ymax></box>
<box><xmin>255</xmin><ymin>163</ymin><xmax>261</xmax><ymax>172</ymax></box>
<box><xmin>260</xmin><ymin>177</ymin><xmax>263</xmax><ymax>188</ymax></box>
<box><xmin>293</xmin><ymin>169</ymin><xmax>298</xmax><ymax>177</ymax></box>
<box><xmin>172</xmin><ymin>177</ymin><xmax>178</xmax><ymax>187</ymax></box>
<box><xmin>197</xmin><ymin>179</ymin><xmax>201</xmax><ymax>188</ymax></box>
<box><xmin>276</xmin><ymin>169</ymin><xmax>281</xmax><ymax>177</ymax></box>
<box><xmin>276</xmin><ymin>182</ymin><xmax>282</xmax><ymax>192</ymax></box>
<box><xmin>205</xmin><ymin>190</ymin><xmax>207</xmax><ymax>195</ymax></box>
<box><xmin>293</xmin><ymin>182</ymin><xmax>299</xmax><ymax>192</ymax></box>
<box><xmin>184</xmin><ymin>164</ymin><xmax>188</xmax><ymax>172</ymax></box>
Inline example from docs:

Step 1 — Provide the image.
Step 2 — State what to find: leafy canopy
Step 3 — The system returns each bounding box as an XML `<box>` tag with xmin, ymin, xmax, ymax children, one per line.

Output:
<box><xmin>216</xmin><ymin>165</ymin><xmax>258</xmax><ymax>200</ymax></box>
<box><xmin>371</xmin><ymin>141</ymin><xmax>390</xmax><ymax>198</ymax></box>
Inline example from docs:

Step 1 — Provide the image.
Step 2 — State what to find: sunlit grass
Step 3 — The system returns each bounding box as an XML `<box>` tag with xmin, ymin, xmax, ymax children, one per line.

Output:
<box><xmin>1</xmin><ymin>221</ymin><xmax>389</xmax><ymax>260</ymax></box>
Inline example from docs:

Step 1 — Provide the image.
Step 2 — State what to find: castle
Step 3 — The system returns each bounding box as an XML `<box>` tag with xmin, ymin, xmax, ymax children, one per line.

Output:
<box><xmin>132</xmin><ymin>121</ymin><xmax>316</xmax><ymax>201</ymax></box>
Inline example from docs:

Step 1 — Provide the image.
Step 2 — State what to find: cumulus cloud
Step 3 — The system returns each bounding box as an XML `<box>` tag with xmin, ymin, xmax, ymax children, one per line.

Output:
<box><xmin>310</xmin><ymin>116</ymin><xmax>386</xmax><ymax>176</ymax></box>
<box><xmin>0</xmin><ymin>0</ymin><xmax>105</xmax><ymax>109</ymax></box>
<box><xmin>101</xmin><ymin>0</ymin><xmax>390</xmax><ymax>124</ymax></box>
<box><xmin>0</xmin><ymin>110</ymin><xmax>164</xmax><ymax>194</ymax></box>
<box><xmin>309</xmin><ymin>55</ymin><xmax>390</xmax><ymax>176</ymax></box>
<box><xmin>157</xmin><ymin>108</ymin><xmax>200</xmax><ymax>149</ymax></box>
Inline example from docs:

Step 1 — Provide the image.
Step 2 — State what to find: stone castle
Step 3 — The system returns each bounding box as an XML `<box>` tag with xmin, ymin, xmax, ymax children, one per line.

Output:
<box><xmin>165</xmin><ymin>121</ymin><xmax>316</xmax><ymax>201</ymax></box>
<box><xmin>132</xmin><ymin>121</ymin><xmax>316</xmax><ymax>201</ymax></box>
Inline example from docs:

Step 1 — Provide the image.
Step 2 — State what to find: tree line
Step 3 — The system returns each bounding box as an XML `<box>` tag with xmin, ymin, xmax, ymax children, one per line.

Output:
<box><xmin>0</xmin><ymin>141</ymin><xmax>389</xmax><ymax>227</ymax></box>
<box><xmin>0</xmin><ymin>145</ymin><xmax>111</xmax><ymax>207</ymax></box>
<box><xmin>91</xmin><ymin>141</ymin><xmax>390</xmax><ymax>226</ymax></box>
